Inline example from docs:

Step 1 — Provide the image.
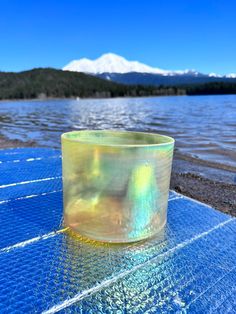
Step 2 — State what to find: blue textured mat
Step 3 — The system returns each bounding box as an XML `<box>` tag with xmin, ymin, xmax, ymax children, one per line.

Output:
<box><xmin>0</xmin><ymin>148</ymin><xmax>235</xmax><ymax>313</ymax></box>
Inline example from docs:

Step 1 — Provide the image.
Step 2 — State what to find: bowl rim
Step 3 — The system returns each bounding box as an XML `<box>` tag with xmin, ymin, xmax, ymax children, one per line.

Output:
<box><xmin>61</xmin><ymin>130</ymin><xmax>175</xmax><ymax>148</ymax></box>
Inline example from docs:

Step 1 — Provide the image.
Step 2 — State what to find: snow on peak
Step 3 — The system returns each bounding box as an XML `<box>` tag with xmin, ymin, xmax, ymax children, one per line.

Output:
<box><xmin>209</xmin><ymin>72</ymin><xmax>222</xmax><ymax>78</ymax></box>
<box><xmin>63</xmin><ymin>53</ymin><xmax>170</xmax><ymax>74</ymax></box>
<box><xmin>225</xmin><ymin>73</ymin><xmax>236</xmax><ymax>78</ymax></box>
<box><xmin>63</xmin><ymin>53</ymin><xmax>235</xmax><ymax>78</ymax></box>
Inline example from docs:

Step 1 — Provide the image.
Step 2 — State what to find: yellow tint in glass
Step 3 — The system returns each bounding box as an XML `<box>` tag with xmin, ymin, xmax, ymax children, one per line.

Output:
<box><xmin>61</xmin><ymin>130</ymin><xmax>174</xmax><ymax>243</ymax></box>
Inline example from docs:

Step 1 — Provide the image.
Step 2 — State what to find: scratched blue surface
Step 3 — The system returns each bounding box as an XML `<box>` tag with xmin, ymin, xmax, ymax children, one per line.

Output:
<box><xmin>0</xmin><ymin>148</ymin><xmax>235</xmax><ymax>313</ymax></box>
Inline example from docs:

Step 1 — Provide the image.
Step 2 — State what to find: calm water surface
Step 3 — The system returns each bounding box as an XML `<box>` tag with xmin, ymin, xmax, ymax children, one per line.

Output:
<box><xmin>0</xmin><ymin>95</ymin><xmax>236</xmax><ymax>167</ymax></box>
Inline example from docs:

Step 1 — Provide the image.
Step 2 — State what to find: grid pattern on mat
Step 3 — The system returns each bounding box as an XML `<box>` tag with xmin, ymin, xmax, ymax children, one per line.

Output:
<box><xmin>0</xmin><ymin>148</ymin><xmax>235</xmax><ymax>313</ymax></box>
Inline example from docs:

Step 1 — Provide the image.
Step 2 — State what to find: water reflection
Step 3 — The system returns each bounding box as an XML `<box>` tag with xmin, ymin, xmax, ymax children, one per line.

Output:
<box><xmin>0</xmin><ymin>95</ymin><xmax>236</xmax><ymax>167</ymax></box>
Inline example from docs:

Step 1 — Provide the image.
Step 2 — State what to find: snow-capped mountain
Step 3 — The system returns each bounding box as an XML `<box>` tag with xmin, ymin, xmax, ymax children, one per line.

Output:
<box><xmin>63</xmin><ymin>53</ymin><xmax>236</xmax><ymax>85</ymax></box>
<box><xmin>225</xmin><ymin>73</ymin><xmax>236</xmax><ymax>78</ymax></box>
<box><xmin>63</xmin><ymin>53</ymin><xmax>199</xmax><ymax>76</ymax></box>
<box><xmin>208</xmin><ymin>73</ymin><xmax>222</xmax><ymax>78</ymax></box>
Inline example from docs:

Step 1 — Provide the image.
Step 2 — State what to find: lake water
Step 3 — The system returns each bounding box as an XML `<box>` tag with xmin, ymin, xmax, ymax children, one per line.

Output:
<box><xmin>0</xmin><ymin>95</ymin><xmax>236</xmax><ymax>168</ymax></box>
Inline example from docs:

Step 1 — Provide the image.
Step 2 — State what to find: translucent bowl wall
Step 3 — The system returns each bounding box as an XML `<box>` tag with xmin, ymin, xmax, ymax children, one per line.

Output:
<box><xmin>61</xmin><ymin>130</ymin><xmax>174</xmax><ymax>243</ymax></box>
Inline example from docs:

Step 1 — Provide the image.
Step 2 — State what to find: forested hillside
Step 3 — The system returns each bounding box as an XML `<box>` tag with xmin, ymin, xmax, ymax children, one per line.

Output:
<box><xmin>0</xmin><ymin>68</ymin><xmax>235</xmax><ymax>100</ymax></box>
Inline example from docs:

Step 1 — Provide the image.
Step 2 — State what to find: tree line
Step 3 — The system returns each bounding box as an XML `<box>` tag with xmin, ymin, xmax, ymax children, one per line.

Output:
<box><xmin>0</xmin><ymin>68</ymin><xmax>235</xmax><ymax>100</ymax></box>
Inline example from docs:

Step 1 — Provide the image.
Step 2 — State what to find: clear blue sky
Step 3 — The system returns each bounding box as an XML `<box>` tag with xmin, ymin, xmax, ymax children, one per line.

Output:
<box><xmin>0</xmin><ymin>0</ymin><xmax>235</xmax><ymax>74</ymax></box>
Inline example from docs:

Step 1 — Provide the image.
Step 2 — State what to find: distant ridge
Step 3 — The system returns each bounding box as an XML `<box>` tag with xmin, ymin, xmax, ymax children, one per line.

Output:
<box><xmin>96</xmin><ymin>72</ymin><xmax>236</xmax><ymax>86</ymax></box>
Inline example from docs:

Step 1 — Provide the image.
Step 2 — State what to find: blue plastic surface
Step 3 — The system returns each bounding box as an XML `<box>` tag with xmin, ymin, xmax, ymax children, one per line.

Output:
<box><xmin>0</xmin><ymin>148</ymin><xmax>235</xmax><ymax>313</ymax></box>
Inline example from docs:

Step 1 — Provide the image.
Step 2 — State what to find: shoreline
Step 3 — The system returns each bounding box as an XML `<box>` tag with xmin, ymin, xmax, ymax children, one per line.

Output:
<box><xmin>0</xmin><ymin>136</ymin><xmax>235</xmax><ymax>216</ymax></box>
<box><xmin>0</xmin><ymin>137</ymin><xmax>36</xmax><ymax>148</ymax></box>
<box><xmin>171</xmin><ymin>154</ymin><xmax>236</xmax><ymax>216</ymax></box>
<box><xmin>0</xmin><ymin>94</ymin><xmax>185</xmax><ymax>103</ymax></box>
<box><xmin>1</xmin><ymin>93</ymin><xmax>236</xmax><ymax>103</ymax></box>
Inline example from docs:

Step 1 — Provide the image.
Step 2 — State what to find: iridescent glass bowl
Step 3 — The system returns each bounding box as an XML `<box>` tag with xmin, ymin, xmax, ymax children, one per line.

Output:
<box><xmin>61</xmin><ymin>130</ymin><xmax>174</xmax><ymax>243</ymax></box>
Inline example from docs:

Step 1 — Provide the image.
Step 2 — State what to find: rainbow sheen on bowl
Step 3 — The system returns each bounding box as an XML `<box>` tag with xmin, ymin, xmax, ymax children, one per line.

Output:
<box><xmin>61</xmin><ymin>130</ymin><xmax>174</xmax><ymax>243</ymax></box>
